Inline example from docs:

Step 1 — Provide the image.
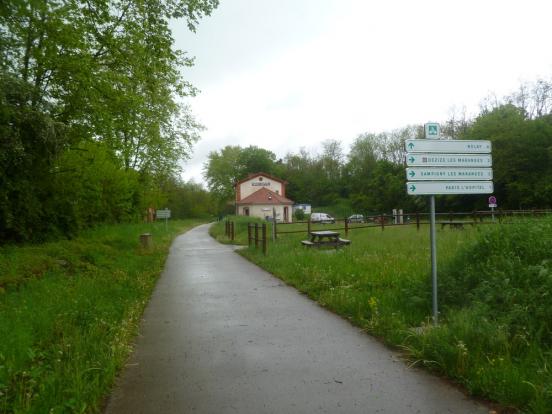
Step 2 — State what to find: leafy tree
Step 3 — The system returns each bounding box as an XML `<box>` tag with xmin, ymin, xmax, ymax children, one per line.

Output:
<box><xmin>0</xmin><ymin>72</ymin><xmax>70</xmax><ymax>241</ymax></box>
<box><xmin>203</xmin><ymin>146</ymin><xmax>245</xmax><ymax>203</ymax></box>
<box><xmin>238</xmin><ymin>146</ymin><xmax>277</xmax><ymax>176</ymax></box>
<box><xmin>0</xmin><ymin>0</ymin><xmax>218</xmax><ymax>242</ymax></box>
<box><xmin>203</xmin><ymin>145</ymin><xmax>278</xmax><ymax>209</ymax></box>
<box><xmin>164</xmin><ymin>178</ymin><xmax>214</xmax><ymax>219</ymax></box>
<box><xmin>462</xmin><ymin>104</ymin><xmax>552</xmax><ymax>209</ymax></box>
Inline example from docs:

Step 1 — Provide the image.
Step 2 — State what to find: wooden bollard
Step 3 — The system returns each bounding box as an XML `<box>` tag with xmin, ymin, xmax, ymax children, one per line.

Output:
<box><xmin>262</xmin><ymin>224</ymin><xmax>267</xmax><ymax>255</ymax></box>
<box><xmin>416</xmin><ymin>212</ymin><xmax>420</xmax><ymax>231</ymax></box>
<box><xmin>139</xmin><ymin>233</ymin><xmax>152</xmax><ymax>249</ymax></box>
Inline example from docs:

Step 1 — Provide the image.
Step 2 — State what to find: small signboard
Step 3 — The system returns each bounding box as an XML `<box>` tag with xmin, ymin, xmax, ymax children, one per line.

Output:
<box><xmin>406</xmin><ymin>167</ymin><xmax>493</xmax><ymax>181</ymax></box>
<box><xmin>156</xmin><ymin>209</ymin><xmax>171</xmax><ymax>219</ymax></box>
<box><xmin>406</xmin><ymin>153</ymin><xmax>493</xmax><ymax>167</ymax></box>
<box><xmin>425</xmin><ymin>123</ymin><xmax>440</xmax><ymax>139</ymax></box>
<box><xmin>405</xmin><ymin>139</ymin><xmax>491</xmax><ymax>153</ymax></box>
<box><xmin>406</xmin><ymin>181</ymin><xmax>494</xmax><ymax>195</ymax></box>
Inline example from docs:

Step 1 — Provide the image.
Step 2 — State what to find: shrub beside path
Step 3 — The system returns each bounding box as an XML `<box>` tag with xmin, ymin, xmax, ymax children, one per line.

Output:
<box><xmin>104</xmin><ymin>224</ymin><xmax>488</xmax><ymax>413</ymax></box>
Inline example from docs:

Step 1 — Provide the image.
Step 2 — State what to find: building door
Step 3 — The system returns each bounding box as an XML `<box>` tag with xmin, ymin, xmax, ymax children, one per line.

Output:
<box><xmin>284</xmin><ymin>206</ymin><xmax>289</xmax><ymax>222</ymax></box>
<box><xmin>244</xmin><ymin>207</ymin><xmax>249</xmax><ymax>216</ymax></box>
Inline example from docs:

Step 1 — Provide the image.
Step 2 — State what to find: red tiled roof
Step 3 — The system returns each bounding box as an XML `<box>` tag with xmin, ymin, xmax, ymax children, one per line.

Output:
<box><xmin>234</xmin><ymin>172</ymin><xmax>288</xmax><ymax>187</ymax></box>
<box><xmin>237</xmin><ymin>188</ymin><xmax>293</xmax><ymax>205</ymax></box>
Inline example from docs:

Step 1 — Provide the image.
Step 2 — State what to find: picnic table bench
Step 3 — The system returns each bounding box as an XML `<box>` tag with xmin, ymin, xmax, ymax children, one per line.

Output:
<box><xmin>439</xmin><ymin>220</ymin><xmax>474</xmax><ymax>230</ymax></box>
<box><xmin>301</xmin><ymin>230</ymin><xmax>351</xmax><ymax>248</ymax></box>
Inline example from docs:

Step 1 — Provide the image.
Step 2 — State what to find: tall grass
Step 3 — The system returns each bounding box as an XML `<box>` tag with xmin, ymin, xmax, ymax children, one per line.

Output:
<box><xmin>211</xmin><ymin>217</ymin><xmax>552</xmax><ymax>413</ymax></box>
<box><xmin>0</xmin><ymin>219</ymin><xmax>204</xmax><ymax>413</ymax></box>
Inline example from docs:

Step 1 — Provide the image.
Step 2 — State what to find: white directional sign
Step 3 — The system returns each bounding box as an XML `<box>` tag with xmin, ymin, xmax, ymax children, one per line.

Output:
<box><xmin>406</xmin><ymin>167</ymin><xmax>493</xmax><ymax>181</ymax></box>
<box><xmin>406</xmin><ymin>153</ymin><xmax>492</xmax><ymax>167</ymax></box>
<box><xmin>406</xmin><ymin>181</ymin><xmax>494</xmax><ymax>195</ymax></box>
<box><xmin>156</xmin><ymin>209</ymin><xmax>171</xmax><ymax>219</ymax></box>
<box><xmin>405</xmin><ymin>139</ymin><xmax>491</xmax><ymax>153</ymax></box>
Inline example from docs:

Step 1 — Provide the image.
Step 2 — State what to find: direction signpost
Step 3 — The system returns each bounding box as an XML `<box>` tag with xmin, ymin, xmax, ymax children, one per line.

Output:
<box><xmin>407</xmin><ymin>181</ymin><xmax>494</xmax><ymax>195</ymax></box>
<box><xmin>406</xmin><ymin>153</ymin><xmax>492</xmax><ymax>167</ymax></box>
<box><xmin>406</xmin><ymin>167</ymin><xmax>493</xmax><ymax>181</ymax></box>
<box><xmin>405</xmin><ymin>139</ymin><xmax>491</xmax><ymax>153</ymax></box>
<box><xmin>156</xmin><ymin>208</ymin><xmax>171</xmax><ymax>230</ymax></box>
<box><xmin>405</xmin><ymin>124</ymin><xmax>494</xmax><ymax>325</ymax></box>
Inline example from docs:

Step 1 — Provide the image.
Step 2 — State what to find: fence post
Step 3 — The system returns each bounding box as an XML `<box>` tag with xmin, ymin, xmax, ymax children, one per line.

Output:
<box><xmin>345</xmin><ymin>218</ymin><xmax>349</xmax><ymax>236</ymax></box>
<box><xmin>472</xmin><ymin>210</ymin><xmax>477</xmax><ymax>225</ymax></box>
<box><xmin>498</xmin><ymin>209</ymin><xmax>503</xmax><ymax>223</ymax></box>
<box><xmin>255</xmin><ymin>223</ymin><xmax>259</xmax><ymax>248</ymax></box>
<box><xmin>449</xmin><ymin>210</ymin><xmax>453</xmax><ymax>222</ymax></box>
<box><xmin>307</xmin><ymin>219</ymin><xmax>311</xmax><ymax>236</ymax></box>
<box><xmin>225</xmin><ymin>221</ymin><xmax>228</xmax><ymax>237</ymax></box>
<box><xmin>262</xmin><ymin>224</ymin><xmax>267</xmax><ymax>255</ymax></box>
<box><xmin>416</xmin><ymin>212</ymin><xmax>420</xmax><ymax>231</ymax></box>
<box><xmin>248</xmin><ymin>223</ymin><xmax>252</xmax><ymax>246</ymax></box>
<box><xmin>230</xmin><ymin>221</ymin><xmax>235</xmax><ymax>241</ymax></box>
<box><xmin>380</xmin><ymin>214</ymin><xmax>385</xmax><ymax>231</ymax></box>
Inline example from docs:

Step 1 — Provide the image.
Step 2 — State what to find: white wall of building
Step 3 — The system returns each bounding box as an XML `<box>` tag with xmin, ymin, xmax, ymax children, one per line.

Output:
<box><xmin>239</xmin><ymin>176</ymin><xmax>283</xmax><ymax>200</ymax></box>
<box><xmin>239</xmin><ymin>204</ymin><xmax>292</xmax><ymax>223</ymax></box>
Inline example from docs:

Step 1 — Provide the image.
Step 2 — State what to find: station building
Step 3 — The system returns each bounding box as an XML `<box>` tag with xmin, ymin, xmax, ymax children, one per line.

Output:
<box><xmin>235</xmin><ymin>172</ymin><xmax>294</xmax><ymax>222</ymax></box>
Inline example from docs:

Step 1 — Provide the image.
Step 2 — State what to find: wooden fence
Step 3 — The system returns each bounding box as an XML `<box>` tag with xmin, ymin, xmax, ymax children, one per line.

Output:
<box><xmin>273</xmin><ymin>209</ymin><xmax>552</xmax><ymax>237</ymax></box>
<box><xmin>225</xmin><ymin>209</ymin><xmax>552</xmax><ymax>245</ymax></box>
<box><xmin>247</xmin><ymin>223</ymin><xmax>268</xmax><ymax>255</ymax></box>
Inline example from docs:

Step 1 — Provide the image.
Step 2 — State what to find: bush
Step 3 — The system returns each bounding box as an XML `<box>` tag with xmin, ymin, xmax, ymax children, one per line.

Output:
<box><xmin>439</xmin><ymin>218</ymin><xmax>552</xmax><ymax>347</ymax></box>
<box><xmin>294</xmin><ymin>208</ymin><xmax>305</xmax><ymax>221</ymax></box>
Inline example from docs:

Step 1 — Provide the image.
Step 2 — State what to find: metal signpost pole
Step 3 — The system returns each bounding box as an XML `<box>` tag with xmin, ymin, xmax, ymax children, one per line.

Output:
<box><xmin>429</xmin><ymin>195</ymin><xmax>438</xmax><ymax>325</ymax></box>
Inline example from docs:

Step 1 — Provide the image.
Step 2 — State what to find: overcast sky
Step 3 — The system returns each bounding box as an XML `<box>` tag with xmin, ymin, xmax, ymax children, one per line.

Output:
<box><xmin>172</xmin><ymin>0</ymin><xmax>552</xmax><ymax>183</ymax></box>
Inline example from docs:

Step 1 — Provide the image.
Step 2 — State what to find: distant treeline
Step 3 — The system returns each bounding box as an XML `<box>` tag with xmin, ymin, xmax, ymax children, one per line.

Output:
<box><xmin>0</xmin><ymin>1</ymin><xmax>218</xmax><ymax>243</ymax></box>
<box><xmin>205</xmin><ymin>78</ymin><xmax>552</xmax><ymax>217</ymax></box>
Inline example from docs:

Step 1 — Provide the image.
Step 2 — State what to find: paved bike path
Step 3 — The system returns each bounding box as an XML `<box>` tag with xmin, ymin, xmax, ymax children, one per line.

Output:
<box><xmin>105</xmin><ymin>224</ymin><xmax>488</xmax><ymax>413</ymax></box>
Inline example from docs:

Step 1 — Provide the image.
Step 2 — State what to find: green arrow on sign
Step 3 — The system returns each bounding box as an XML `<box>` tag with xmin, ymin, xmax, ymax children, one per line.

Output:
<box><xmin>408</xmin><ymin>156</ymin><xmax>415</xmax><ymax>163</ymax></box>
<box><xmin>409</xmin><ymin>184</ymin><xmax>416</xmax><ymax>192</ymax></box>
<box><xmin>408</xmin><ymin>142</ymin><xmax>414</xmax><ymax>150</ymax></box>
<box><xmin>409</xmin><ymin>170</ymin><xmax>415</xmax><ymax>177</ymax></box>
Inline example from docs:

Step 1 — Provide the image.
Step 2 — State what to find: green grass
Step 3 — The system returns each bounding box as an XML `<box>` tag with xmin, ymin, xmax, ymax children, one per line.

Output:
<box><xmin>0</xmin><ymin>219</ymin><xmax>204</xmax><ymax>413</ymax></box>
<box><xmin>211</xmin><ymin>217</ymin><xmax>552</xmax><ymax>413</ymax></box>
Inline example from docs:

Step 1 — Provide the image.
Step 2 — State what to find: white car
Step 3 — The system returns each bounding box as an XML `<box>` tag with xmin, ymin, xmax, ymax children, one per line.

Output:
<box><xmin>310</xmin><ymin>212</ymin><xmax>335</xmax><ymax>224</ymax></box>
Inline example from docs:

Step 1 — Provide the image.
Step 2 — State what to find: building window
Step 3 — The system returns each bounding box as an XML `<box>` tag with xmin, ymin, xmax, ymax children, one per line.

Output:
<box><xmin>259</xmin><ymin>177</ymin><xmax>263</xmax><ymax>181</ymax></box>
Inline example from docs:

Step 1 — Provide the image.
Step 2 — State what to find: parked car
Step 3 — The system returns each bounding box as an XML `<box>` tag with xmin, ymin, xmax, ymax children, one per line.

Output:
<box><xmin>347</xmin><ymin>214</ymin><xmax>365</xmax><ymax>223</ymax></box>
<box><xmin>310</xmin><ymin>212</ymin><xmax>335</xmax><ymax>224</ymax></box>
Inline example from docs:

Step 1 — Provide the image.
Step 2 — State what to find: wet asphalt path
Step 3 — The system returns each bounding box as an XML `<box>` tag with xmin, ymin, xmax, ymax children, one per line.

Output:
<box><xmin>104</xmin><ymin>223</ymin><xmax>488</xmax><ymax>414</ymax></box>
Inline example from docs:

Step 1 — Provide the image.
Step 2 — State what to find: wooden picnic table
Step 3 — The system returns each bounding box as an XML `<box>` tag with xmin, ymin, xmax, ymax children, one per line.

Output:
<box><xmin>301</xmin><ymin>230</ymin><xmax>351</xmax><ymax>248</ymax></box>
